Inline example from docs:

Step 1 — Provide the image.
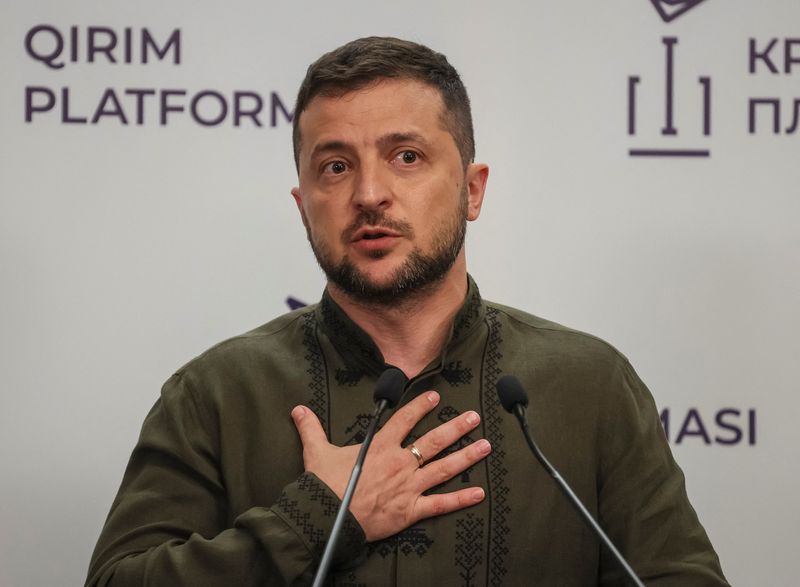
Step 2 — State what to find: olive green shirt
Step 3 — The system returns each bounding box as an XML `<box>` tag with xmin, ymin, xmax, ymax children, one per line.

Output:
<box><xmin>86</xmin><ymin>279</ymin><xmax>728</xmax><ymax>586</ymax></box>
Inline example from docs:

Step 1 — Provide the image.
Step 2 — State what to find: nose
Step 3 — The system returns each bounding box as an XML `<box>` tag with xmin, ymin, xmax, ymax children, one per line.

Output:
<box><xmin>352</xmin><ymin>161</ymin><xmax>392</xmax><ymax>212</ymax></box>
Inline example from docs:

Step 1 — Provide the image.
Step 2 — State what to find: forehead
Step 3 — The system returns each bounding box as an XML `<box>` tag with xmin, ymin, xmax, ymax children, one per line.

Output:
<box><xmin>297</xmin><ymin>79</ymin><xmax>451</xmax><ymax>155</ymax></box>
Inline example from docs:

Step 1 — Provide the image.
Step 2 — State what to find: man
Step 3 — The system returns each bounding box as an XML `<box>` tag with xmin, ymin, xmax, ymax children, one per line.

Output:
<box><xmin>86</xmin><ymin>37</ymin><xmax>728</xmax><ymax>586</ymax></box>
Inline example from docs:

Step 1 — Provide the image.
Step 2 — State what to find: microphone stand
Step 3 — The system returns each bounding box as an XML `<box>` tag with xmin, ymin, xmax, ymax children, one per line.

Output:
<box><xmin>511</xmin><ymin>403</ymin><xmax>645</xmax><ymax>587</ymax></box>
<box><xmin>311</xmin><ymin>364</ymin><xmax>406</xmax><ymax>587</ymax></box>
<box><xmin>312</xmin><ymin>400</ymin><xmax>388</xmax><ymax>586</ymax></box>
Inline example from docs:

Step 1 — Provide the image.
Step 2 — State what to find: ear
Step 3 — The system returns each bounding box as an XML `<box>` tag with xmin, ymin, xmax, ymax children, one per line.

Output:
<box><xmin>290</xmin><ymin>187</ymin><xmax>308</xmax><ymax>226</ymax></box>
<box><xmin>464</xmin><ymin>163</ymin><xmax>489</xmax><ymax>221</ymax></box>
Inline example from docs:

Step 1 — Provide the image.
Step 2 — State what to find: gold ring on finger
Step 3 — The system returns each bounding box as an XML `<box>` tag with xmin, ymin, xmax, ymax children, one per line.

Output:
<box><xmin>408</xmin><ymin>443</ymin><xmax>425</xmax><ymax>468</ymax></box>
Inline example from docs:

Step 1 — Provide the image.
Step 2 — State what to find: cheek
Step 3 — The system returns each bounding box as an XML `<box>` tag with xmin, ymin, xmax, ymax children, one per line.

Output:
<box><xmin>297</xmin><ymin>206</ymin><xmax>310</xmax><ymax>229</ymax></box>
<box><xmin>414</xmin><ymin>178</ymin><xmax>463</xmax><ymax>217</ymax></box>
<box><xmin>304</xmin><ymin>204</ymin><xmax>342</xmax><ymax>240</ymax></box>
<box><xmin>299</xmin><ymin>196</ymin><xmax>325</xmax><ymax>224</ymax></box>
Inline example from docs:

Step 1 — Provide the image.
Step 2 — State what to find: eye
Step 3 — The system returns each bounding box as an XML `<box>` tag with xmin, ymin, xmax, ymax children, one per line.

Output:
<box><xmin>322</xmin><ymin>160</ymin><xmax>348</xmax><ymax>175</ymax></box>
<box><xmin>398</xmin><ymin>150</ymin><xmax>418</xmax><ymax>164</ymax></box>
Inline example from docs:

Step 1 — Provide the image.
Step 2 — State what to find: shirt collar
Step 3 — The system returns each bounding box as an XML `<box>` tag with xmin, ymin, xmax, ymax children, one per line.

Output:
<box><xmin>315</xmin><ymin>275</ymin><xmax>486</xmax><ymax>376</ymax></box>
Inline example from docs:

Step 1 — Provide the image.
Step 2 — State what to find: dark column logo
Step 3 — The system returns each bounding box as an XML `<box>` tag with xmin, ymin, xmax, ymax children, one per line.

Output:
<box><xmin>649</xmin><ymin>0</ymin><xmax>708</xmax><ymax>23</ymax></box>
<box><xmin>628</xmin><ymin>36</ymin><xmax>712</xmax><ymax>158</ymax></box>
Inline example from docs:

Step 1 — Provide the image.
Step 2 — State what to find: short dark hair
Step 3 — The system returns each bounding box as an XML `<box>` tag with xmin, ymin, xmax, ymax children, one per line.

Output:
<box><xmin>292</xmin><ymin>36</ymin><xmax>475</xmax><ymax>170</ymax></box>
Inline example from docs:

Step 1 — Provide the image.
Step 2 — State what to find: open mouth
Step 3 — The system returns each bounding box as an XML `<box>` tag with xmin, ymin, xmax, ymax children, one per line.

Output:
<box><xmin>352</xmin><ymin>226</ymin><xmax>401</xmax><ymax>242</ymax></box>
<box><xmin>362</xmin><ymin>232</ymin><xmax>389</xmax><ymax>240</ymax></box>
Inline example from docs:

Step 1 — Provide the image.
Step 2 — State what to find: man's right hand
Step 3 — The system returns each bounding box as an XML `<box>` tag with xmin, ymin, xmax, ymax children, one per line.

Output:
<box><xmin>291</xmin><ymin>390</ymin><xmax>490</xmax><ymax>542</ymax></box>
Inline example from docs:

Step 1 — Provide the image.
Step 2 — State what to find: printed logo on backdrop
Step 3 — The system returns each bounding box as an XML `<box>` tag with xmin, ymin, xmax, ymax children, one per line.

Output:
<box><xmin>22</xmin><ymin>25</ymin><xmax>293</xmax><ymax>128</ymax></box>
<box><xmin>649</xmin><ymin>0</ymin><xmax>708</xmax><ymax>23</ymax></box>
<box><xmin>628</xmin><ymin>1</ymin><xmax>800</xmax><ymax>158</ymax></box>
<box><xmin>661</xmin><ymin>407</ymin><xmax>756</xmax><ymax>446</ymax></box>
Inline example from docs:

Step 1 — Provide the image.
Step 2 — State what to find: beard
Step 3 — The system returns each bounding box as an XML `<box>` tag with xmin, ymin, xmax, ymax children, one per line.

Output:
<box><xmin>306</xmin><ymin>190</ymin><xmax>468</xmax><ymax>307</ymax></box>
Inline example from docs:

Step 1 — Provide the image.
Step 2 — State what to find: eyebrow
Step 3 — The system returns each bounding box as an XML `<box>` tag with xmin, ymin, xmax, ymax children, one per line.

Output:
<box><xmin>376</xmin><ymin>132</ymin><xmax>431</xmax><ymax>151</ymax></box>
<box><xmin>309</xmin><ymin>140</ymin><xmax>353</xmax><ymax>162</ymax></box>
<box><xmin>309</xmin><ymin>132</ymin><xmax>432</xmax><ymax>162</ymax></box>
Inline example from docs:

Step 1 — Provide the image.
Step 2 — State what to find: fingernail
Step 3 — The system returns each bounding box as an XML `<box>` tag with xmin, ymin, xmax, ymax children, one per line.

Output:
<box><xmin>465</xmin><ymin>411</ymin><xmax>479</xmax><ymax>425</ymax></box>
<box><xmin>426</xmin><ymin>391</ymin><xmax>440</xmax><ymax>405</ymax></box>
<box><xmin>291</xmin><ymin>406</ymin><xmax>306</xmax><ymax>421</ymax></box>
<box><xmin>471</xmin><ymin>488</ymin><xmax>485</xmax><ymax>502</ymax></box>
<box><xmin>476</xmin><ymin>439</ymin><xmax>491</xmax><ymax>454</ymax></box>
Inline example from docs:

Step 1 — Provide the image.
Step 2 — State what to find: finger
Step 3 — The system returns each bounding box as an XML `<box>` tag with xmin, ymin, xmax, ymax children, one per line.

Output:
<box><xmin>416</xmin><ymin>438</ymin><xmax>492</xmax><ymax>491</ymax></box>
<box><xmin>413</xmin><ymin>486</ymin><xmax>486</xmax><ymax>521</ymax></box>
<box><xmin>290</xmin><ymin>405</ymin><xmax>328</xmax><ymax>452</ymax></box>
<box><xmin>412</xmin><ymin>410</ymin><xmax>482</xmax><ymax>464</ymax></box>
<box><xmin>379</xmin><ymin>390</ymin><xmax>440</xmax><ymax>444</ymax></box>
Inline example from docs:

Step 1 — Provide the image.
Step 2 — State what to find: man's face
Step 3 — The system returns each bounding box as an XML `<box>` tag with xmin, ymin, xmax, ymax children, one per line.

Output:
<box><xmin>291</xmin><ymin>78</ymin><xmax>487</xmax><ymax>305</ymax></box>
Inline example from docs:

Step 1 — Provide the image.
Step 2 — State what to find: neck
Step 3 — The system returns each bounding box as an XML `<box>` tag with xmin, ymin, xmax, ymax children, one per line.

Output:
<box><xmin>327</xmin><ymin>260</ymin><xmax>469</xmax><ymax>378</ymax></box>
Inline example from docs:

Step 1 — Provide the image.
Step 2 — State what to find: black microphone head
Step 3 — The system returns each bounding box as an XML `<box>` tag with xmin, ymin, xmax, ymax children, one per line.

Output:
<box><xmin>374</xmin><ymin>367</ymin><xmax>407</xmax><ymax>408</ymax></box>
<box><xmin>496</xmin><ymin>374</ymin><xmax>529</xmax><ymax>413</ymax></box>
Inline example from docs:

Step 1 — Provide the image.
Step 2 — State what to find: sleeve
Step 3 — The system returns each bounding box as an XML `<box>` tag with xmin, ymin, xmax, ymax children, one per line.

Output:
<box><xmin>595</xmin><ymin>359</ymin><xmax>730</xmax><ymax>587</ymax></box>
<box><xmin>85</xmin><ymin>373</ymin><xmax>366</xmax><ymax>587</ymax></box>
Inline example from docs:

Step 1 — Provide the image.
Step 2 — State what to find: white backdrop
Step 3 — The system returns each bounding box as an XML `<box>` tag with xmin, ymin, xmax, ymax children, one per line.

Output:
<box><xmin>1</xmin><ymin>1</ymin><xmax>798</xmax><ymax>585</ymax></box>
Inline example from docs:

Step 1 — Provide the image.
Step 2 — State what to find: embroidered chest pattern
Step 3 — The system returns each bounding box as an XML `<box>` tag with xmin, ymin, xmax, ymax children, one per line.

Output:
<box><xmin>368</xmin><ymin>527</ymin><xmax>434</xmax><ymax>559</ymax></box>
<box><xmin>335</xmin><ymin>368</ymin><xmax>364</xmax><ymax>387</ymax></box>
<box><xmin>301</xmin><ymin>312</ymin><xmax>328</xmax><ymax>431</ymax></box>
<box><xmin>441</xmin><ymin>360</ymin><xmax>474</xmax><ymax>387</ymax></box>
<box><xmin>482</xmin><ymin>307</ymin><xmax>509</xmax><ymax>586</ymax></box>
<box><xmin>343</xmin><ymin>413</ymin><xmax>372</xmax><ymax>445</ymax></box>
<box><xmin>455</xmin><ymin>513</ymin><xmax>485</xmax><ymax>587</ymax></box>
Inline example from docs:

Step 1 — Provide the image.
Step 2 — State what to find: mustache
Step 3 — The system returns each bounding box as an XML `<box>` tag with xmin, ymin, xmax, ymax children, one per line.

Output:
<box><xmin>340</xmin><ymin>211</ymin><xmax>413</xmax><ymax>244</ymax></box>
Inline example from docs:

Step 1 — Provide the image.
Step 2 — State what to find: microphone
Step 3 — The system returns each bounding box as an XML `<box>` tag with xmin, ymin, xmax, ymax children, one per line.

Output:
<box><xmin>312</xmin><ymin>367</ymin><xmax>407</xmax><ymax>587</ymax></box>
<box><xmin>496</xmin><ymin>375</ymin><xmax>645</xmax><ymax>587</ymax></box>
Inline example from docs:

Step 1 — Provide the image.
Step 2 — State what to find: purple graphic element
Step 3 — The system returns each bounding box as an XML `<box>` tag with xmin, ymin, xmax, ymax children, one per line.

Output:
<box><xmin>660</xmin><ymin>408</ymin><xmax>756</xmax><ymax>445</ymax></box>
<box><xmin>661</xmin><ymin>37</ymin><xmax>678</xmax><ymax>135</ymax></box>
<box><xmin>649</xmin><ymin>0</ymin><xmax>708</xmax><ymax>23</ymax></box>
<box><xmin>629</xmin><ymin>149</ymin><xmax>709</xmax><ymax>157</ymax></box>
<box><xmin>700</xmin><ymin>77</ymin><xmax>712</xmax><ymax>135</ymax></box>
<box><xmin>24</xmin><ymin>25</ymin><xmax>181</xmax><ymax>70</ymax></box>
<box><xmin>24</xmin><ymin>86</ymin><xmax>290</xmax><ymax>128</ymax></box>
<box><xmin>627</xmin><ymin>36</ymin><xmax>712</xmax><ymax>158</ymax></box>
<box><xmin>627</xmin><ymin>76</ymin><xmax>639</xmax><ymax>135</ymax></box>
<box><xmin>286</xmin><ymin>296</ymin><xmax>307</xmax><ymax>310</ymax></box>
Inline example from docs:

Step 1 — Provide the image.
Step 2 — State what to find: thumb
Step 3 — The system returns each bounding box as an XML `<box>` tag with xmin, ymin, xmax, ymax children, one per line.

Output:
<box><xmin>291</xmin><ymin>405</ymin><xmax>328</xmax><ymax>453</ymax></box>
